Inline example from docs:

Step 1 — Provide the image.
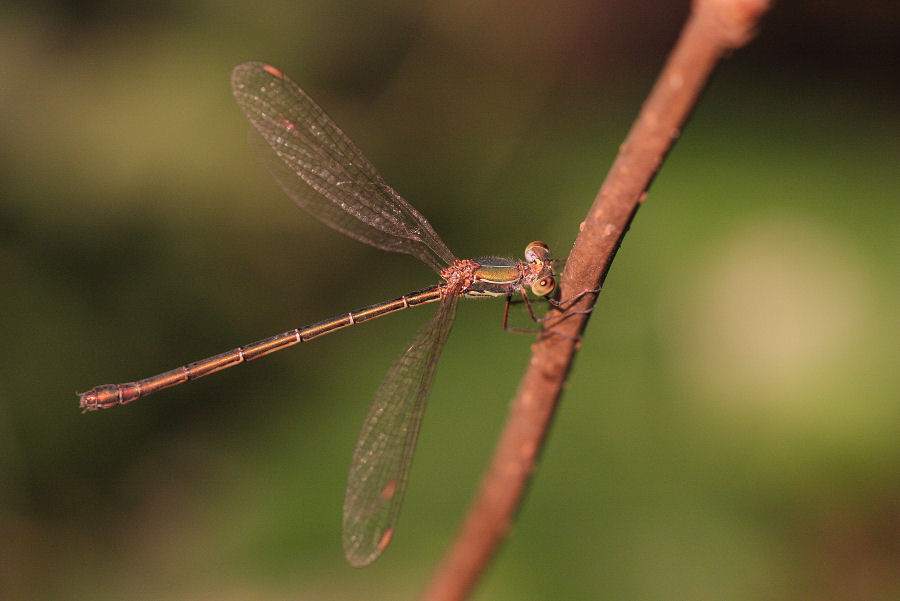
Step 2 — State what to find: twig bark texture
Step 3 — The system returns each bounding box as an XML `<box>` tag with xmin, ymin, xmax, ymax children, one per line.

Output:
<box><xmin>421</xmin><ymin>1</ymin><xmax>771</xmax><ymax>600</ymax></box>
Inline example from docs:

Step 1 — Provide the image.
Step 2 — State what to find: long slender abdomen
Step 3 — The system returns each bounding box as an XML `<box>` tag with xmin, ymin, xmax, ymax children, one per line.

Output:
<box><xmin>78</xmin><ymin>285</ymin><xmax>443</xmax><ymax>411</ymax></box>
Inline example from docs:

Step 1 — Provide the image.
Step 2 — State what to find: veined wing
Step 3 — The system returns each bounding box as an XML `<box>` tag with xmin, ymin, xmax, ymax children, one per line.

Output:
<box><xmin>342</xmin><ymin>293</ymin><xmax>458</xmax><ymax>566</ymax></box>
<box><xmin>231</xmin><ymin>61</ymin><xmax>455</xmax><ymax>273</ymax></box>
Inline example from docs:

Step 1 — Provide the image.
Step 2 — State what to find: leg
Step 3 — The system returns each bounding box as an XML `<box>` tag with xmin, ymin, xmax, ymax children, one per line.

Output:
<box><xmin>547</xmin><ymin>285</ymin><xmax>601</xmax><ymax>312</ymax></box>
<box><xmin>503</xmin><ymin>291</ymin><xmax>545</xmax><ymax>334</ymax></box>
<box><xmin>501</xmin><ymin>285</ymin><xmax>602</xmax><ymax>337</ymax></box>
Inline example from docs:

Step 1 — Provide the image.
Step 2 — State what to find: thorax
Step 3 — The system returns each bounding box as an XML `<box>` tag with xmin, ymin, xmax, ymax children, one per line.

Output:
<box><xmin>464</xmin><ymin>257</ymin><xmax>524</xmax><ymax>298</ymax></box>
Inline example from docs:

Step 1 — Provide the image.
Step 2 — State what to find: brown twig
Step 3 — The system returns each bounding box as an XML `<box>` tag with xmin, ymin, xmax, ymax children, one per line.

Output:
<box><xmin>419</xmin><ymin>1</ymin><xmax>770</xmax><ymax>600</ymax></box>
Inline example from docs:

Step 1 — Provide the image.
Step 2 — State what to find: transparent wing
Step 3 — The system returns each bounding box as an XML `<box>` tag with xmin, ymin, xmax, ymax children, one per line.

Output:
<box><xmin>231</xmin><ymin>61</ymin><xmax>455</xmax><ymax>273</ymax></box>
<box><xmin>342</xmin><ymin>294</ymin><xmax>458</xmax><ymax>566</ymax></box>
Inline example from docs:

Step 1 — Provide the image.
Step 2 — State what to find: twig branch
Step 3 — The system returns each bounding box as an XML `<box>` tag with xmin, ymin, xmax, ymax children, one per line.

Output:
<box><xmin>420</xmin><ymin>1</ymin><xmax>770</xmax><ymax>600</ymax></box>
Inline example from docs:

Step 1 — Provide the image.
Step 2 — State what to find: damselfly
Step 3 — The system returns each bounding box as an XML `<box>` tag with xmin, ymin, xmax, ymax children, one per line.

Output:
<box><xmin>79</xmin><ymin>62</ymin><xmax>558</xmax><ymax>567</ymax></box>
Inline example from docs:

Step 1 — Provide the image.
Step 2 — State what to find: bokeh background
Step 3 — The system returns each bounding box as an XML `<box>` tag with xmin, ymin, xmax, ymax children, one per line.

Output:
<box><xmin>1</xmin><ymin>1</ymin><xmax>897</xmax><ymax>600</ymax></box>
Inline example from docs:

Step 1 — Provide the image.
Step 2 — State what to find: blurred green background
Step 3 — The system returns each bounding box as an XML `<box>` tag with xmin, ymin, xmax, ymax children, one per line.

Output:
<box><xmin>1</xmin><ymin>1</ymin><xmax>897</xmax><ymax>599</ymax></box>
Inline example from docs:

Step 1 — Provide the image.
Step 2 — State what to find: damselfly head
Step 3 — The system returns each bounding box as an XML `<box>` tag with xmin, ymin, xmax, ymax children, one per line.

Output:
<box><xmin>523</xmin><ymin>241</ymin><xmax>556</xmax><ymax>297</ymax></box>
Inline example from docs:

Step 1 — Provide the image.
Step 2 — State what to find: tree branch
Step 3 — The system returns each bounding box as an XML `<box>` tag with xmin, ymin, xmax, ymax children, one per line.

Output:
<box><xmin>420</xmin><ymin>1</ymin><xmax>770</xmax><ymax>600</ymax></box>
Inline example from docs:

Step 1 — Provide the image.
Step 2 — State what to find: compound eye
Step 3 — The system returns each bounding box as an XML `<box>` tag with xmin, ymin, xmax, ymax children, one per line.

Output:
<box><xmin>525</xmin><ymin>241</ymin><xmax>551</xmax><ymax>263</ymax></box>
<box><xmin>531</xmin><ymin>276</ymin><xmax>556</xmax><ymax>297</ymax></box>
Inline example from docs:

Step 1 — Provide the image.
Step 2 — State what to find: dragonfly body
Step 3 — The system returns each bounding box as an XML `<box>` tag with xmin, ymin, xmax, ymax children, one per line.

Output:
<box><xmin>80</xmin><ymin>248</ymin><xmax>553</xmax><ymax>411</ymax></box>
<box><xmin>79</xmin><ymin>62</ymin><xmax>557</xmax><ymax>567</ymax></box>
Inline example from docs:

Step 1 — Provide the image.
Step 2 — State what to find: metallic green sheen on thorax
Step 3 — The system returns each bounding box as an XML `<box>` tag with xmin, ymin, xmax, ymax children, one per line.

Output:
<box><xmin>464</xmin><ymin>260</ymin><xmax>523</xmax><ymax>298</ymax></box>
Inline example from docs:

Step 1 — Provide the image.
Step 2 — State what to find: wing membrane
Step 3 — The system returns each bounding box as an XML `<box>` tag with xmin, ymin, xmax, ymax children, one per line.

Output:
<box><xmin>342</xmin><ymin>294</ymin><xmax>458</xmax><ymax>566</ymax></box>
<box><xmin>232</xmin><ymin>62</ymin><xmax>455</xmax><ymax>273</ymax></box>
